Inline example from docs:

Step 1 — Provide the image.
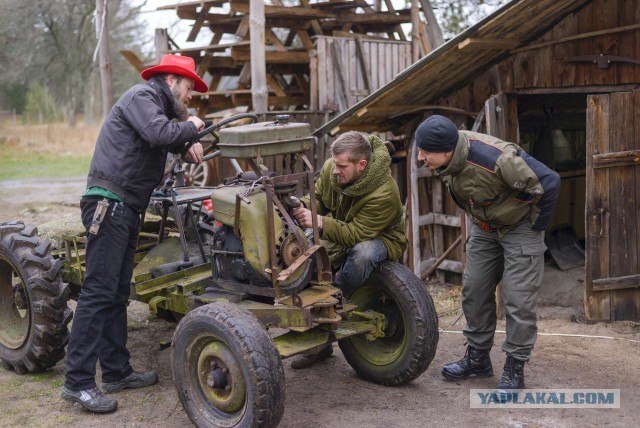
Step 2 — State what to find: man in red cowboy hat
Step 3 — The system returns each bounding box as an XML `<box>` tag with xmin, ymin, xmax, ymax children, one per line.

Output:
<box><xmin>61</xmin><ymin>54</ymin><xmax>208</xmax><ymax>413</ymax></box>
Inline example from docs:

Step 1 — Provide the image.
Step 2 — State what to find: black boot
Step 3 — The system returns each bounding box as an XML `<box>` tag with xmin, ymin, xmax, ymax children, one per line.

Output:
<box><xmin>442</xmin><ymin>346</ymin><xmax>493</xmax><ymax>380</ymax></box>
<box><xmin>496</xmin><ymin>355</ymin><xmax>526</xmax><ymax>390</ymax></box>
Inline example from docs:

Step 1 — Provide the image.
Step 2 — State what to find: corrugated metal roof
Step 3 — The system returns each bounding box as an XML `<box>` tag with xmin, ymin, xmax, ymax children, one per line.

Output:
<box><xmin>314</xmin><ymin>0</ymin><xmax>594</xmax><ymax>136</ymax></box>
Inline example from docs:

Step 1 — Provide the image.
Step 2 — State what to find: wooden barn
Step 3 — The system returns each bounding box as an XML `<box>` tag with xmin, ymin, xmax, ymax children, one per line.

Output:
<box><xmin>315</xmin><ymin>0</ymin><xmax>640</xmax><ymax>322</ymax></box>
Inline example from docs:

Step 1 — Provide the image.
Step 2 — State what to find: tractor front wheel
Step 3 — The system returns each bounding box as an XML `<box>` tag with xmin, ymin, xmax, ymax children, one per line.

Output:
<box><xmin>172</xmin><ymin>302</ymin><xmax>285</xmax><ymax>427</ymax></box>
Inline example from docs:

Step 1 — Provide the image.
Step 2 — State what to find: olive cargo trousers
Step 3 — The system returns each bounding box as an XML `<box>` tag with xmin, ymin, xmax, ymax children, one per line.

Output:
<box><xmin>462</xmin><ymin>222</ymin><xmax>546</xmax><ymax>361</ymax></box>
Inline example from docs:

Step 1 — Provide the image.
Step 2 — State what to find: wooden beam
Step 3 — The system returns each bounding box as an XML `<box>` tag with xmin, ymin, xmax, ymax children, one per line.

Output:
<box><xmin>592</xmin><ymin>150</ymin><xmax>640</xmax><ymax>169</ymax></box>
<box><xmin>419</xmin><ymin>0</ymin><xmax>444</xmax><ymax>49</ymax></box>
<box><xmin>331</xmin><ymin>40</ymin><xmax>351</xmax><ymax>111</ymax></box>
<box><xmin>592</xmin><ymin>274</ymin><xmax>640</xmax><ymax>291</ymax></box>
<box><xmin>120</xmin><ymin>50</ymin><xmax>148</xmax><ymax>73</ymax></box>
<box><xmin>511</xmin><ymin>23</ymin><xmax>640</xmax><ymax>54</ymax></box>
<box><xmin>355</xmin><ymin>105</ymin><xmax>477</xmax><ymax>119</ymax></box>
<box><xmin>421</xmin><ymin>235</ymin><xmax>462</xmax><ymax>280</ymax></box>
<box><xmin>266</xmin><ymin>29</ymin><xmax>287</xmax><ymax>51</ymax></box>
<box><xmin>157</xmin><ymin>1</ymin><xmax>225</xmax><ymax>11</ymax></box>
<box><xmin>329</xmin><ymin>124</ymin><xmax>388</xmax><ymax>135</ymax></box>
<box><xmin>187</xmin><ymin>5</ymin><xmax>208</xmax><ymax>42</ymax></box>
<box><xmin>230</xmin><ymin>48</ymin><xmax>310</xmax><ymax>64</ymax></box>
<box><xmin>333</xmin><ymin>12</ymin><xmax>410</xmax><ymax>25</ymax></box>
<box><xmin>169</xmin><ymin>41</ymin><xmax>250</xmax><ymax>54</ymax></box>
<box><xmin>420</xmin><ymin>258</ymin><xmax>463</xmax><ymax>276</ymax></box>
<box><xmin>418</xmin><ymin>213</ymin><xmax>461</xmax><ymax>228</ymax></box>
<box><xmin>354</xmin><ymin>36</ymin><xmax>372</xmax><ymax>93</ymax></box>
<box><xmin>457</xmin><ymin>38</ymin><xmax>520</xmax><ymax>50</ymax></box>
<box><xmin>230</xmin><ymin>2</ymin><xmax>334</xmax><ymax>19</ymax></box>
<box><xmin>267</xmin><ymin>74</ymin><xmax>287</xmax><ymax>97</ymax></box>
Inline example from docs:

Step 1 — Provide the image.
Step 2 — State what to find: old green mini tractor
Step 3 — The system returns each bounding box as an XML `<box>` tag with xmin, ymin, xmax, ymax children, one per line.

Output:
<box><xmin>0</xmin><ymin>114</ymin><xmax>438</xmax><ymax>428</ymax></box>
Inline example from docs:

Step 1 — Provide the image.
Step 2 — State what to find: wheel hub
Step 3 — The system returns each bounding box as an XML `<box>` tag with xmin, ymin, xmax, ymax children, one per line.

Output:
<box><xmin>0</xmin><ymin>259</ymin><xmax>30</xmax><ymax>350</ymax></box>
<box><xmin>197</xmin><ymin>341</ymin><xmax>246</xmax><ymax>413</ymax></box>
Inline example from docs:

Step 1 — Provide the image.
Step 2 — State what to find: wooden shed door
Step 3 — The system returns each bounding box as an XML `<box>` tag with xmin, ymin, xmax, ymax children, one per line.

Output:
<box><xmin>585</xmin><ymin>92</ymin><xmax>640</xmax><ymax>321</ymax></box>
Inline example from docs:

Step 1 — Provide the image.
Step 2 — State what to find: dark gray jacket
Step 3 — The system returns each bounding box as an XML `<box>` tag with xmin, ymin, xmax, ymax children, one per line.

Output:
<box><xmin>87</xmin><ymin>81</ymin><xmax>198</xmax><ymax>212</ymax></box>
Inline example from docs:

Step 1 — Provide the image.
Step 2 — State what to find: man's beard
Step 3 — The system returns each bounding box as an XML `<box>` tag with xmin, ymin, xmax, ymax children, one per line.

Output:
<box><xmin>170</xmin><ymin>85</ymin><xmax>190</xmax><ymax>121</ymax></box>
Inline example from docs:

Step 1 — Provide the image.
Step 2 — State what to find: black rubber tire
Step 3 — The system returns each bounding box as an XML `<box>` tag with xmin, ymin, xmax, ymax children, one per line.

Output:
<box><xmin>172</xmin><ymin>302</ymin><xmax>285</xmax><ymax>428</ymax></box>
<box><xmin>0</xmin><ymin>221</ymin><xmax>72</xmax><ymax>374</ymax></box>
<box><xmin>338</xmin><ymin>261</ymin><xmax>438</xmax><ymax>386</ymax></box>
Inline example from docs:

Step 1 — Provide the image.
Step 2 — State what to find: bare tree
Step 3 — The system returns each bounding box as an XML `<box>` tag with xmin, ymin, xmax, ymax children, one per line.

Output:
<box><xmin>0</xmin><ymin>0</ymin><xmax>149</xmax><ymax>124</ymax></box>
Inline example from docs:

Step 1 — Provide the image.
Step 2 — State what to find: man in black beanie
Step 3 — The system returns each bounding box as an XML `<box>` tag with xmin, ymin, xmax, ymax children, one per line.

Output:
<box><xmin>415</xmin><ymin>115</ymin><xmax>560</xmax><ymax>391</ymax></box>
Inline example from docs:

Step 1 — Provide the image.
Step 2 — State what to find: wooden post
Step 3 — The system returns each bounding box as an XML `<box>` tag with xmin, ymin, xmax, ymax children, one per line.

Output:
<box><xmin>154</xmin><ymin>29</ymin><xmax>169</xmax><ymax>62</ymax></box>
<box><xmin>95</xmin><ymin>0</ymin><xmax>113</xmax><ymax>116</ymax></box>
<box><xmin>419</xmin><ymin>0</ymin><xmax>445</xmax><ymax>51</ymax></box>
<box><xmin>411</xmin><ymin>0</ymin><xmax>421</xmax><ymax>62</ymax></box>
<box><xmin>250</xmin><ymin>0</ymin><xmax>268</xmax><ymax>113</ymax></box>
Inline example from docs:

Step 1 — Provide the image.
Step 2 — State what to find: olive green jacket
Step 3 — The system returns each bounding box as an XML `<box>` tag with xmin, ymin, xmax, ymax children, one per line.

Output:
<box><xmin>301</xmin><ymin>135</ymin><xmax>407</xmax><ymax>266</ymax></box>
<box><xmin>438</xmin><ymin>131</ymin><xmax>560</xmax><ymax>232</ymax></box>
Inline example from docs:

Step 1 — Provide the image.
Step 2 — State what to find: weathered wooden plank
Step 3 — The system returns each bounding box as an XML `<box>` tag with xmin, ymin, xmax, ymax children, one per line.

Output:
<box><xmin>604</xmin><ymin>90</ymin><xmax>640</xmax><ymax>320</ymax></box>
<box><xmin>592</xmin><ymin>150</ymin><xmax>640</xmax><ymax>168</ymax></box>
<box><xmin>309</xmin><ymin>50</ymin><xmax>318</xmax><ymax>110</ymax></box>
<box><xmin>574</xmin><ymin>1</ymin><xmax>594</xmax><ymax>86</ymax></box>
<box><xmin>432</xmin><ymin>170</ymin><xmax>445</xmax><ymax>283</ymax></box>
<box><xmin>230</xmin><ymin>48</ymin><xmax>310</xmax><ymax>64</ymax></box>
<box><xmin>420</xmin><ymin>258</ymin><xmax>463</xmax><ymax>275</ymax></box>
<box><xmin>457</xmin><ymin>38</ymin><xmax>520</xmax><ymax>50</ymax></box>
<box><xmin>230</xmin><ymin>2</ymin><xmax>334</xmax><ymax>19</ymax></box>
<box><xmin>617</xmin><ymin>1</ymin><xmax>640</xmax><ymax>84</ymax></box>
<box><xmin>407</xmin><ymin>137</ymin><xmax>420</xmax><ymax>274</ymax></box>
<box><xmin>585</xmin><ymin>94</ymin><xmax>611</xmax><ymax>320</ymax></box>
<box><xmin>595</xmin><ymin>0</ymin><xmax>619</xmax><ymax>85</ymax></box>
<box><xmin>592</xmin><ymin>274</ymin><xmax>640</xmax><ymax>291</ymax></box>
<box><xmin>418</xmin><ymin>213</ymin><xmax>461</xmax><ymax>228</ymax></box>
<box><xmin>550</xmin><ymin>9</ymin><xmax>577</xmax><ymax>87</ymax></box>
<box><xmin>608</xmin><ymin>91</ymin><xmax>638</xmax><ymax>321</ymax></box>
<box><xmin>331</xmin><ymin>40</ymin><xmax>351</xmax><ymax>111</ymax></box>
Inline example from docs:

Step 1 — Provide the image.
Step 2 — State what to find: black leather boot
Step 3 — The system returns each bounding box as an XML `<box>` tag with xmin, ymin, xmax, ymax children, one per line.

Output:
<box><xmin>442</xmin><ymin>346</ymin><xmax>493</xmax><ymax>380</ymax></box>
<box><xmin>496</xmin><ymin>355</ymin><xmax>526</xmax><ymax>390</ymax></box>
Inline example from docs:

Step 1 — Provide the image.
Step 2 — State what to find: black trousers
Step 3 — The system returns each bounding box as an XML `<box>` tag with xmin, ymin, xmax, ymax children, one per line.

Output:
<box><xmin>64</xmin><ymin>197</ymin><xmax>139</xmax><ymax>390</ymax></box>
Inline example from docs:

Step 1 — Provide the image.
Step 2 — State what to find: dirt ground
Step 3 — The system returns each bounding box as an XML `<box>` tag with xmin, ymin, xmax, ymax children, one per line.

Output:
<box><xmin>1</xmin><ymin>177</ymin><xmax>639</xmax><ymax>428</ymax></box>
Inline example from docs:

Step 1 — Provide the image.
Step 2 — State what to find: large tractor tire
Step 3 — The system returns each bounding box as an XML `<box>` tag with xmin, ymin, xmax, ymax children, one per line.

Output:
<box><xmin>339</xmin><ymin>261</ymin><xmax>438</xmax><ymax>386</ymax></box>
<box><xmin>172</xmin><ymin>302</ymin><xmax>285</xmax><ymax>428</ymax></box>
<box><xmin>0</xmin><ymin>221</ymin><xmax>72</xmax><ymax>373</ymax></box>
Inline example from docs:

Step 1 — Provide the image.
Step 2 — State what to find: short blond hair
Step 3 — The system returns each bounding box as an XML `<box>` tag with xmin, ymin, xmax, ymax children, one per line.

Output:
<box><xmin>330</xmin><ymin>131</ymin><xmax>371</xmax><ymax>163</ymax></box>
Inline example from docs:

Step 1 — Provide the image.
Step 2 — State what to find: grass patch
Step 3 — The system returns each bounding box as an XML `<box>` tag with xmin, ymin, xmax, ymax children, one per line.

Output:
<box><xmin>427</xmin><ymin>283</ymin><xmax>462</xmax><ymax>316</ymax></box>
<box><xmin>0</xmin><ymin>147</ymin><xmax>91</xmax><ymax>180</ymax></box>
<box><xmin>0</xmin><ymin>121</ymin><xmax>98</xmax><ymax>180</ymax></box>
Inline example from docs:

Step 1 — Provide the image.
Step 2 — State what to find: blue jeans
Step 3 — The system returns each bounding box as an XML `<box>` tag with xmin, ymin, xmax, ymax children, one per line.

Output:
<box><xmin>333</xmin><ymin>239</ymin><xmax>387</xmax><ymax>294</ymax></box>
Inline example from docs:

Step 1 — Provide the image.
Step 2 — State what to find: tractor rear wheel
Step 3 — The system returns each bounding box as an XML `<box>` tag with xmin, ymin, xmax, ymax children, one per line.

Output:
<box><xmin>172</xmin><ymin>302</ymin><xmax>285</xmax><ymax>427</ymax></box>
<box><xmin>0</xmin><ymin>221</ymin><xmax>72</xmax><ymax>373</ymax></box>
<box><xmin>338</xmin><ymin>261</ymin><xmax>438</xmax><ymax>386</ymax></box>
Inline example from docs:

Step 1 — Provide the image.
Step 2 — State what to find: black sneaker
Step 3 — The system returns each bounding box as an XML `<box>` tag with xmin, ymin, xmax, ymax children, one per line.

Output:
<box><xmin>61</xmin><ymin>386</ymin><xmax>118</xmax><ymax>413</ymax></box>
<box><xmin>102</xmin><ymin>370</ymin><xmax>158</xmax><ymax>393</ymax></box>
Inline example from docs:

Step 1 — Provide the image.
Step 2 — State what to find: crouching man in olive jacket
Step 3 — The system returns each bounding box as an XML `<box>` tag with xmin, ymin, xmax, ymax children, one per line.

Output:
<box><xmin>291</xmin><ymin>131</ymin><xmax>407</xmax><ymax>369</ymax></box>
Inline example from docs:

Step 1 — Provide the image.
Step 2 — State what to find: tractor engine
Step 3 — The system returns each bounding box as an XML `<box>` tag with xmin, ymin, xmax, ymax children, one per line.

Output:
<box><xmin>209</xmin><ymin>117</ymin><xmax>317</xmax><ymax>296</ymax></box>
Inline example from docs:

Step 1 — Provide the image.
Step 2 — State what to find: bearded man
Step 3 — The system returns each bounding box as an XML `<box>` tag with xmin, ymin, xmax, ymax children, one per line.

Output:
<box><xmin>61</xmin><ymin>54</ymin><xmax>207</xmax><ymax>413</ymax></box>
<box><xmin>291</xmin><ymin>131</ymin><xmax>407</xmax><ymax>369</ymax></box>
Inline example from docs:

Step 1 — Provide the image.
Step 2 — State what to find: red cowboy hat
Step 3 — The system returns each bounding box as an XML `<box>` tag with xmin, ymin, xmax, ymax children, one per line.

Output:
<box><xmin>141</xmin><ymin>54</ymin><xmax>208</xmax><ymax>93</ymax></box>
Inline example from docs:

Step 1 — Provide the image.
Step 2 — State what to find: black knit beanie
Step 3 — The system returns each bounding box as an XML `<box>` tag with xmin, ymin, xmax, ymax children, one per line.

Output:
<box><xmin>415</xmin><ymin>115</ymin><xmax>459</xmax><ymax>152</ymax></box>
